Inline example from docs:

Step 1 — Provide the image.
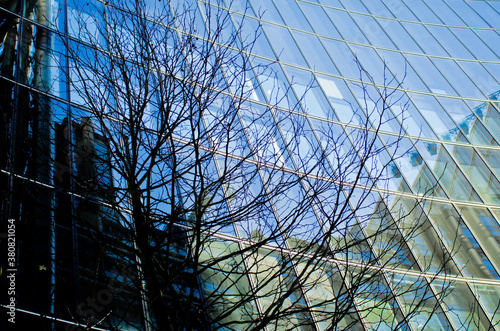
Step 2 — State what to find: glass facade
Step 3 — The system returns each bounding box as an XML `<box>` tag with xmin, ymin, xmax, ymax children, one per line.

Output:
<box><xmin>2</xmin><ymin>0</ymin><xmax>500</xmax><ymax>330</ymax></box>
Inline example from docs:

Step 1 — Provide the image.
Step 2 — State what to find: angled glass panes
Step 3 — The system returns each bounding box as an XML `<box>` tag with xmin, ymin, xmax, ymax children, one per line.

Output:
<box><xmin>248</xmin><ymin>248</ymin><xmax>314</xmax><ymax>330</ymax></box>
<box><xmin>283</xmin><ymin>67</ymin><xmax>334</xmax><ymax>119</ymax></box>
<box><xmin>421</xmin><ymin>0</ymin><xmax>463</xmax><ymax>26</ymax></box>
<box><xmin>297</xmin><ymin>2</ymin><xmax>341</xmax><ymax>38</ymax></box>
<box><xmin>291</xmin><ymin>32</ymin><xmax>338</xmax><ymax>74</ymax></box>
<box><xmin>417</xmin><ymin>141</ymin><xmax>482</xmax><ymax>202</ymax></box>
<box><xmin>199</xmin><ymin>239</ymin><xmax>259</xmax><ymax>329</ymax></box>
<box><xmin>315</xmin><ymin>75</ymin><xmax>366</xmax><ymax>125</ymax></box>
<box><xmin>240</xmin><ymin>103</ymin><xmax>291</xmax><ymax>169</ymax></box>
<box><xmin>433</xmin><ymin>279</ymin><xmax>493</xmax><ymax>331</ymax></box>
<box><xmin>350</xmin><ymin>15</ymin><xmax>395</xmax><ymax>49</ymax></box>
<box><xmin>4</xmin><ymin>0</ymin><xmax>500</xmax><ymax>329</ymax></box>
<box><xmin>452</xmin><ymin>28</ymin><xmax>498</xmax><ymax>61</ymax></box>
<box><xmin>448</xmin><ymin>145</ymin><xmax>500</xmax><ymax>204</ymax></box>
<box><xmin>360</xmin><ymin>0</ymin><xmax>394</xmax><ymax>18</ymax></box>
<box><xmin>67</xmin><ymin>0</ymin><xmax>106</xmax><ymax>44</ymax></box>
<box><xmin>262</xmin><ymin>23</ymin><xmax>308</xmax><ymax>67</ymax></box>
<box><xmin>378</xmin><ymin>20</ymin><xmax>422</xmax><ymax>53</ymax></box>
<box><xmin>458</xmin><ymin>61</ymin><xmax>500</xmax><ymax>100</ymax></box>
<box><xmin>400</xmin><ymin>0</ymin><xmax>441</xmax><ymax>24</ymax></box>
<box><xmin>402</xmin><ymin>22</ymin><xmax>448</xmax><ymax>57</ymax></box>
<box><xmin>391</xmin><ymin>273</ymin><xmax>452</xmax><ymax>330</ymax></box>
<box><xmin>426</xmin><ymin>201</ymin><xmax>500</xmax><ymax>280</ymax></box>
<box><xmin>381</xmin><ymin>134</ymin><xmax>445</xmax><ymax>197</ymax></box>
<box><xmin>252</xmin><ymin>58</ymin><xmax>298</xmax><ymax>108</ymax></box>
<box><xmin>324</xmin><ymin>8</ymin><xmax>369</xmax><ymax>45</ymax></box>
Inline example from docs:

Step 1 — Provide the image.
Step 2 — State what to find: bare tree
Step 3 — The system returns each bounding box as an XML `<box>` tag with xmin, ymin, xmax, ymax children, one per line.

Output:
<box><xmin>2</xmin><ymin>0</ymin><xmax>487</xmax><ymax>330</ymax></box>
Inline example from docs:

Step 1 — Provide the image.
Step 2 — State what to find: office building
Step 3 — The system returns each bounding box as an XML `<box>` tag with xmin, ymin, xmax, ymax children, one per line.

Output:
<box><xmin>1</xmin><ymin>0</ymin><xmax>500</xmax><ymax>330</ymax></box>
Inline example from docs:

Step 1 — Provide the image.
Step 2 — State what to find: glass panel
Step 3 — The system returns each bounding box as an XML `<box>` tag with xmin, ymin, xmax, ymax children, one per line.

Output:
<box><xmin>459</xmin><ymin>206</ymin><xmax>500</xmax><ymax>277</ymax></box>
<box><xmin>316</xmin><ymin>0</ymin><xmax>343</xmax><ymax>8</ymax></box>
<box><xmin>199</xmin><ymin>239</ymin><xmax>259</xmax><ymax>329</ymax></box>
<box><xmin>469</xmin><ymin>2</ymin><xmax>500</xmax><ymax>27</ymax></box>
<box><xmin>348</xmin><ymin>82</ymin><xmax>402</xmax><ymax>132</ymax></box>
<box><xmin>205</xmin><ymin>101</ymin><xmax>253</xmax><ymax>157</ymax></box>
<box><xmin>240</xmin><ymin>103</ymin><xmax>292</xmax><ymax>169</ymax></box>
<box><xmin>478</xmin><ymin>148</ymin><xmax>500</xmax><ymax>180</ymax></box>
<box><xmin>427</xmin><ymin>201</ymin><xmax>500</xmax><ymax>279</ymax></box>
<box><xmin>67</xmin><ymin>0</ymin><xmax>106</xmax><ymax>45</ymax></box>
<box><xmin>351</xmin><ymin>14</ymin><xmax>396</xmax><ymax>48</ymax></box>
<box><xmin>400</xmin><ymin>100</ymin><xmax>437</xmax><ymax>139</ymax></box>
<box><xmin>224</xmin><ymin>0</ymin><xmax>254</xmax><ymax>16</ymax></box>
<box><xmin>350</xmin><ymin>269</ymin><xmax>408</xmax><ymax>331</ymax></box>
<box><xmin>361</xmin><ymin>0</ymin><xmax>394</xmax><ymax>17</ymax></box>
<box><xmin>272</xmin><ymin>0</ymin><xmax>313</xmax><ymax>32</ymax></box>
<box><xmin>452</xmin><ymin>28</ymin><xmax>498</xmax><ymax>61</ymax></box>
<box><xmin>338</xmin><ymin>0</ymin><xmax>366</xmax><ymax>12</ymax></box>
<box><xmin>277</xmin><ymin>111</ymin><xmax>327</xmax><ymax>176</ymax></box>
<box><xmin>262</xmin><ymin>23</ymin><xmax>308</xmax><ymax>67</ymax></box>
<box><xmin>470</xmin><ymin>282</ymin><xmax>500</xmax><ymax>327</ymax></box>
<box><xmin>249</xmin><ymin>250</ymin><xmax>314</xmax><ymax>330</ymax></box>
<box><xmin>252</xmin><ymin>58</ymin><xmax>298</xmax><ymax>108</ymax></box>
<box><xmin>376</xmin><ymin>49</ymin><xmax>428</xmax><ymax>93</ymax></box>
<box><xmin>23</xmin><ymin>0</ymin><xmax>62</xmax><ymax>28</ymax></box>
<box><xmin>225</xmin><ymin>161</ymin><xmax>280</xmax><ymax>240</ymax></box>
<box><xmin>422</xmin><ymin>0</ymin><xmax>464</xmax><ymax>26</ymax></box>
<box><xmin>13</xmin><ymin>25</ymin><xmax>66</xmax><ymax>97</ymax></box>
<box><xmin>448</xmin><ymin>1</ymin><xmax>490</xmax><ymax>28</ymax></box>
<box><xmin>363</xmin><ymin>199</ymin><xmax>419</xmax><ymax>269</ymax></box>
<box><xmin>432</xmin><ymin>58</ymin><xmax>485</xmax><ymax>99</ymax></box>
<box><xmin>427</xmin><ymin>25</ymin><xmax>474</xmax><ymax>60</ymax></box>
<box><xmin>298</xmin><ymin>2</ymin><xmax>341</xmax><ymax>38</ymax></box>
<box><xmin>242</xmin><ymin>17</ymin><xmax>276</xmax><ymax>59</ymax></box>
<box><xmin>321</xmin><ymin>39</ymin><xmax>360</xmax><ymax>80</ymax></box>
<box><xmin>380</xmin><ymin>20</ymin><xmax>423</xmax><ymax>53</ymax></box>
<box><xmin>402</xmin><ymin>0</ymin><xmax>441</xmax><ymax>24</ymax></box>
<box><xmin>433</xmin><ymin>279</ymin><xmax>493</xmax><ymax>331</ymax></box>
<box><xmin>391</xmin><ymin>197</ymin><xmax>458</xmax><ymax>274</ymax></box>
<box><xmin>324</xmin><ymin>8</ymin><xmax>369</xmax><ymax>44</ymax></box>
<box><xmin>475</xmin><ymin>30</ymin><xmax>500</xmax><ymax>59</ymax></box>
<box><xmin>425</xmin><ymin>142</ymin><xmax>481</xmax><ymax>202</ymax></box>
<box><xmin>391</xmin><ymin>274</ymin><xmax>452</xmax><ymax>331</ymax></box>
<box><xmin>315</xmin><ymin>74</ymin><xmax>361</xmax><ymax>122</ymax></box>
<box><xmin>457</xmin><ymin>61</ymin><xmax>500</xmax><ymax>102</ymax></box>
<box><xmin>405</xmin><ymin>55</ymin><xmax>456</xmax><ymax>96</ymax></box>
<box><xmin>349</xmin><ymin>45</ymin><xmax>395</xmax><ymax>86</ymax></box>
<box><xmin>336</xmin><ymin>81</ymin><xmax>371</xmax><ymax>125</ymax></box>
<box><xmin>448</xmin><ymin>145</ymin><xmax>500</xmax><ymax>204</ymax></box>
<box><xmin>402</xmin><ymin>22</ymin><xmax>448</xmax><ymax>56</ymax></box>
<box><xmin>469</xmin><ymin>100</ymin><xmax>500</xmax><ymax>144</ymax></box>
<box><xmin>0</xmin><ymin>9</ymin><xmax>19</xmax><ymax>81</ymax></box>
<box><xmin>284</xmin><ymin>66</ymin><xmax>334</xmax><ymax>119</ymax></box>
<box><xmin>436</xmin><ymin>97</ymin><xmax>494</xmax><ymax>146</ymax></box>
<box><xmin>374</xmin><ymin>0</ymin><xmax>417</xmax><ymax>20</ymax></box>
<box><xmin>307</xmin><ymin>265</ymin><xmax>364</xmax><ymax>330</ymax></box>
<box><xmin>292</xmin><ymin>31</ymin><xmax>338</xmax><ymax>74</ymax></box>
<box><xmin>410</xmin><ymin>93</ymin><xmax>457</xmax><ymax>139</ymax></box>
<box><xmin>382</xmin><ymin>135</ymin><xmax>445</xmax><ymax>197</ymax></box>
<box><xmin>309</xmin><ymin>119</ymin><xmax>364</xmax><ymax>183</ymax></box>
<box><xmin>248</xmin><ymin>0</ymin><xmax>284</xmax><ymax>23</ymax></box>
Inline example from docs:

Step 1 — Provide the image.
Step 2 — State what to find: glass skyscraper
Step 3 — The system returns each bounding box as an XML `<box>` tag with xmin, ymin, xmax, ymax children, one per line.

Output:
<box><xmin>2</xmin><ymin>0</ymin><xmax>500</xmax><ymax>330</ymax></box>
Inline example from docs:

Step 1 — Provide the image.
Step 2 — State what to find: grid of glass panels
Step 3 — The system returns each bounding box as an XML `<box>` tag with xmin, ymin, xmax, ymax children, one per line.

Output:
<box><xmin>203</xmin><ymin>0</ymin><xmax>500</xmax><ymax>329</ymax></box>
<box><xmin>224</xmin><ymin>0</ymin><xmax>500</xmax><ymax>329</ymax></box>
<box><xmin>2</xmin><ymin>0</ymin><xmax>500</xmax><ymax>329</ymax></box>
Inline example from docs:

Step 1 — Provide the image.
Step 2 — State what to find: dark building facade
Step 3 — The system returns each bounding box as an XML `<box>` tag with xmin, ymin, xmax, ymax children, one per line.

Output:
<box><xmin>2</xmin><ymin>0</ymin><xmax>500</xmax><ymax>330</ymax></box>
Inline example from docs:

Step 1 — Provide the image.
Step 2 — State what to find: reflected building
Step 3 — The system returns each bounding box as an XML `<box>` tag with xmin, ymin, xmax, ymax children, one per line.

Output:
<box><xmin>2</xmin><ymin>0</ymin><xmax>500</xmax><ymax>330</ymax></box>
